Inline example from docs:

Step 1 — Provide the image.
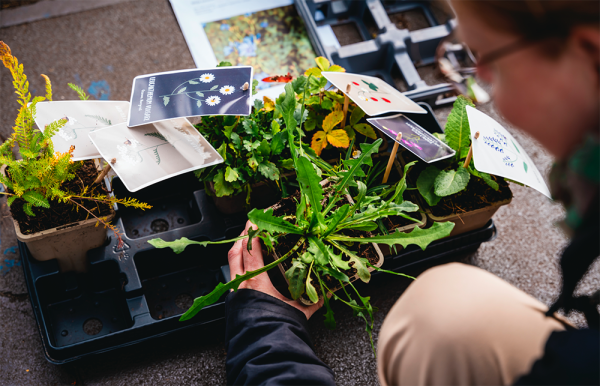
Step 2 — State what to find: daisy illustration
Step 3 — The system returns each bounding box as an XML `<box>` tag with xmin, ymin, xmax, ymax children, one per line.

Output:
<box><xmin>200</xmin><ymin>73</ymin><xmax>215</xmax><ymax>83</ymax></box>
<box><xmin>358</xmin><ymin>95</ymin><xmax>369</xmax><ymax>101</ymax></box>
<box><xmin>205</xmin><ymin>95</ymin><xmax>221</xmax><ymax>106</ymax></box>
<box><xmin>219</xmin><ymin>85</ymin><xmax>235</xmax><ymax>95</ymax></box>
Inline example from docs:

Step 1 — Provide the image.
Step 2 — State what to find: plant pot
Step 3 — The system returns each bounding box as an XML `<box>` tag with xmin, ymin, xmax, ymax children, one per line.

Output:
<box><xmin>424</xmin><ymin>197</ymin><xmax>511</xmax><ymax>238</ymax></box>
<box><xmin>1</xmin><ymin>164</ymin><xmax>116</xmax><ymax>273</ymax></box>
<box><xmin>208</xmin><ymin>180</ymin><xmax>286</xmax><ymax>215</ymax></box>
<box><xmin>270</xmin><ymin>179</ymin><xmax>384</xmax><ymax>305</ymax></box>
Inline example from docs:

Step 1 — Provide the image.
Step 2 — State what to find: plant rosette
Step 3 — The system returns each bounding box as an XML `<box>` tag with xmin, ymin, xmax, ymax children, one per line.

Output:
<box><xmin>407</xmin><ymin>96</ymin><xmax>512</xmax><ymax>236</ymax></box>
<box><xmin>149</xmin><ymin>99</ymin><xmax>455</xmax><ymax>349</ymax></box>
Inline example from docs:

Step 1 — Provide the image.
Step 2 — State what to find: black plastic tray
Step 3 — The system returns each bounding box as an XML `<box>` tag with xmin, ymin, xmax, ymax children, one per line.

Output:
<box><xmin>19</xmin><ymin>104</ymin><xmax>481</xmax><ymax>364</ymax></box>
<box><xmin>295</xmin><ymin>0</ymin><xmax>457</xmax><ymax>106</ymax></box>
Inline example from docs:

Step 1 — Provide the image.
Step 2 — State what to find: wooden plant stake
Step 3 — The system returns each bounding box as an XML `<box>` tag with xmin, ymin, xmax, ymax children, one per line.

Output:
<box><xmin>382</xmin><ymin>132</ymin><xmax>402</xmax><ymax>184</ymax></box>
<box><xmin>340</xmin><ymin>83</ymin><xmax>351</xmax><ymax>128</ymax></box>
<box><xmin>94</xmin><ymin>158</ymin><xmax>116</xmax><ymax>184</ymax></box>
<box><xmin>463</xmin><ymin>131</ymin><xmax>480</xmax><ymax>168</ymax></box>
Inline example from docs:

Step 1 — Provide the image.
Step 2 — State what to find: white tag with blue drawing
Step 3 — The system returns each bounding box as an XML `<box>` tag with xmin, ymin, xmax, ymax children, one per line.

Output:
<box><xmin>467</xmin><ymin>106</ymin><xmax>551</xmax><ymax>198</ymax></box>
<box><xmin>127</xmin><ymin>67</ymin><xmax>253</xmax><ymax>127</ymax></box>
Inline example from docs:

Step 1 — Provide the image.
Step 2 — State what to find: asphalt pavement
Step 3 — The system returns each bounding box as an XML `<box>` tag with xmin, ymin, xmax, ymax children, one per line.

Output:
<box><xmin>0</xmin><ymin>1</ymin><xmax>598</xmax><ymax>385</ymax></box>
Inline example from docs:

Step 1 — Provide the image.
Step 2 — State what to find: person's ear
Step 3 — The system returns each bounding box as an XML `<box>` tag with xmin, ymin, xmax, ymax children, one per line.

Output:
<box><xmin>570</xmin><ymin>26</ymin><xmax>600</xmax><ymax>81</ymax></box>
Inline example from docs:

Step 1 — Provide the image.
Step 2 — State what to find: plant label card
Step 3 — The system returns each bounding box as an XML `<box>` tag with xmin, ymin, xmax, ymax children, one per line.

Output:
<box><xmin>34</xmin><ymin>101</ymin><xmax>129</xmax><ymax>161</ymax></box>
<box><xmin>88</xmin><ymin>117</ymin><xmax>223</xmax><ymax>192</ymax></box>
<box><xmin>466</xmin><ymin>106</ymin><xmax>551</xmax><ymax>198</ymax></box>
<box><xmin>127</xmin><ymin>67</ymin><xmax>253</xmax><ymax>127</ymax></box>
<box><xmin>367</xmin><ymin>114</ymin><xmax>455</xmax><ymax>163</ymax></box>
<box><xmin>321</xmin><ymin>72</ymin><xmax>426</xmax><ymax>116</ymax></box>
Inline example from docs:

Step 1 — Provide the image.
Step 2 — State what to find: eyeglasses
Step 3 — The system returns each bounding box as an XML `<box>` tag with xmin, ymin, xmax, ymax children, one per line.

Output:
<box><xmin>469</xmin><ymin>39</ymin><xmax>538</xmax><ymax>67</ymax></box>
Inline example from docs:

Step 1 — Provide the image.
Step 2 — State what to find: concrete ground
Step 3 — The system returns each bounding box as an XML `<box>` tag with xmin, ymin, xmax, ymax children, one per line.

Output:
<box><xmin>0</xmin><ymin>0</ymin><xmax>598</xmax><ymax>385</ymax></box>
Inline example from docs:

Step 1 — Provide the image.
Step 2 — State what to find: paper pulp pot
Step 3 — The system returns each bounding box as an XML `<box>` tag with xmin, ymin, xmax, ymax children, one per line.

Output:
<box><xmin>1</xmin><ymin>165</ymin><xmax>115</xmax><ymax>273</ymax></box>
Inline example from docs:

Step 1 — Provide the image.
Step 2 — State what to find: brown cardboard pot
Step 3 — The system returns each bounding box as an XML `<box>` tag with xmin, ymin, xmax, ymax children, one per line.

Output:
<box><xmin>270</xmin><ymin>179</ymin><xmax>385</xmax><ymax>305</ymax></box>
<box><xmin>1</xmin><ymin>165</ymin><xmax>115</xmax><ymax>273</ymax></box>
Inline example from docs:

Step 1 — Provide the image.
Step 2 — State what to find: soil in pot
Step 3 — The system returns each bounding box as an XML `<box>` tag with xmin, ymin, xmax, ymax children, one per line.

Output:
<box><xmin>8</xmin><ymin>160</ymin><xmax>112</xmax><ymax>234</ymax></box>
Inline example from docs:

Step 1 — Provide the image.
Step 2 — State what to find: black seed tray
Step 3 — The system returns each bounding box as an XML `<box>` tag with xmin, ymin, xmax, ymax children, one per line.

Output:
<box><xmin>20</xmin><ymin>105</ymin><xmax>489</xmax><ymax>364</ymax></box>
<box><xmin>295</xmin><ymin>0</ymin><xmax>458</xmax><ymax>106</ymax></box>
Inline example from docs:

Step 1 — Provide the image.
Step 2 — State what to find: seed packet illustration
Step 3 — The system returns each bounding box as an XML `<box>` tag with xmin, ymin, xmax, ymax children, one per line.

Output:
<box><xmin>34</xmin><ymin>101</ymin><xmax>129</xmax><ymax>161</ymax></box>
<box><xmin>321</xmin><ymin>72</ymin><xmax>426</xmax><ymax>116</ymax></box>
<box><xmin>367</xmin><ymin>114</ymin><xmax>455</xmax><ymax>163</ymax></box>
<box><xmin>89</xmin><ymin>117</ymin><xmax>223</xmax><ymax>192</ymax></box>
<box><xmin>128</xmin><ymin>66</ymin><xmax>253</xmax><ymax>127</ymax></box>
<box><xmin>466</xmin><ymin>106</ymin><xmax>551</xmax><ymax>198</ymax></box>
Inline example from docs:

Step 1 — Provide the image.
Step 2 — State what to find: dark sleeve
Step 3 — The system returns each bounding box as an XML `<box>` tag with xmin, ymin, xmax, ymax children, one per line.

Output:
<box><xmin>225</xmin><ymin>289</ymin><xmax>335</xmax><ymax>386</ymax></box>
<box><xmin>514</xmin><ymin>329</ymin><xmax>600</xmax><ymax>385</ymax></box>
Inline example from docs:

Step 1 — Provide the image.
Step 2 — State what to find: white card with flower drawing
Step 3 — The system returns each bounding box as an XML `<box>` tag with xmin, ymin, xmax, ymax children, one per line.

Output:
<box><xmin>127</xmin><ymin>67</ymin><xmax>253</xmax><ymax>127</ymax></box>
<box><xmin>466</xmin><ymin>106</ymin><xmax>551</xmax><ymax>198</ymax></box>
<box><xmin>88</xmin><ymin>117</ymin><xmax>223</xmax><ymax>192</ymax></box>
<box><xmin>33</xmin><ymin>101</ymin><xmax>130</xmax><ymax>161</ymax></box>
<box><xmin>321</xmin><ymin>72</ymin><xmax>426</xmax><ymax>116</ymax></box>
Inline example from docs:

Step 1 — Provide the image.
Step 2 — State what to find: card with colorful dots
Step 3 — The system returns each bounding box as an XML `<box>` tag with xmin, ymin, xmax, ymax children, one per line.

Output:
<box><xmin>321</xmin><ymin>72</ymin><xmax>426</xmax><ymax>117</ymax></box>
<box><xmin>367</xmin><ymin>113</ymin><xmax>455</xmax><ymax>163</ymax></box>
<box><xmin>127</xmin><ymin>66</ymin><xmax>253</xmax><ymax>127</ymax></box>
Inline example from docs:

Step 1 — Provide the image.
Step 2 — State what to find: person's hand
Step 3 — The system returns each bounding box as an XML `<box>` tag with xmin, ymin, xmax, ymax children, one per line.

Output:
<box><xmin>228</xmin><ymin>221</ymin><xmax>324</xmax><ymax>320</ymax></box>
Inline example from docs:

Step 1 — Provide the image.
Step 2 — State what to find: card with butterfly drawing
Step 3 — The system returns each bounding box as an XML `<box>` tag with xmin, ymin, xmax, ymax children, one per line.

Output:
<box><xmin>127</xmin><ymin>67</ymin><xmax>253</xmax><ymax>127</ymax></box>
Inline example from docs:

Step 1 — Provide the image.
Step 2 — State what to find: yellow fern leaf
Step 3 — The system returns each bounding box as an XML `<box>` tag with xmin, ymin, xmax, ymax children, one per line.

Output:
<box><xmin>40</xmin><ymin>74</ymin><xmax>52</xmax><ymax>101</ymax></box>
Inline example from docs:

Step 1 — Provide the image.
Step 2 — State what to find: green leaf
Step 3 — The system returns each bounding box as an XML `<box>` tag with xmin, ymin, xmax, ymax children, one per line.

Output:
<box><xmin>216</xmin><ymin>143</ymin><xmax>227</xmax><ymax>161</ymax></box>
<box><xmin>353</xmin><ymin>123</ymin><xmax>377</xmax><ymax>139</ymax></box>
<box><xmin>213</xmin><ymin>169</ymin><xmax>235</xmax><ymax>197</ymax></box>
<box><xmin>258</xmin><ymin>139</ymin><xmax>271</xmax><ymax>157</ymax></box>
<box><xmin>344</xmin><ymin>125</ymin><xmax>356</xmax><ymax>141</ymax></box>
<box><xmin>344</xmin><ymin>222</ymin><xmax>378</xmax><ymax>231</ymax></box>
<box><xmin>280</xmin><ymin>158</ymin><xmax>294</xmax><ymax>169</ymax></box>
<box><xmin>292</xmin><ymin>76</ymin><xmax>307</xmax><ymax>94</ymax></box>
<box><xmin>350</xmin><ymin>106</ymin><xmax>365</xmax><ymax>126</ymax></box>
<box><xmin>196</xmin><ymin>100</ymin><xmax>202</xmax><ymax>108</ymax></box>
<box><xmin>22</xmin><ymin>203</ymin><xmax>35</xmax><ymax>217</ymax></box>
<box><xmin>468</xmin><ymin>166</ymin><xmax>499</xmax><ymax>191</ymax></box>
<box><xmin>210</xmin><ymin>85</ymin><xmax>218</xmax><ymax>91</ymax></box>
<box><xmin>336</xmin><ymin>139</ymin><xmax>382</xmax><ymax>192</ymax></box>
<box><xmin>163</xmin><ymin>96</ymin><xmax>170</xmax><ymax>106</ymax></box>
<box><xmin>148</xmin><ymin>235</ymin><xmax>247</xmax><ymax>254</ymax></box>
<box><xmin>179</xmin><ymin>238</ymin><xmax>303</xmax><ymax>321</ymax></box>
<box><xmin>417</xmin><ymin>165</ymin><xmax>442</xmax><ymax>206</ymax></box>
<box><xmin>321</xmin><ymin>98</ymin><xmax>333</xmax><ymax>110</ymax></box>
<box><xmin>243</xmin><ymin>120</ymin><xmax>259</xmax><ymax>136</ymax></box>
<box><xmin>315</xmin><ymin>57</ymin><xmax>330</xmax><ymax>71</ymax></box>
<box><xmin>296</xmin><ymin>156</ymin><xmax>324</xmax><ymax>213</ymax></box>
<box><xmin>285</xmin><ymin>259</ymin><xmax>307</xmax><ymax>300</ymax></box>
<box><xmin>271</xmin><ymin>131</ymin><xmax>286</xmax><ymax>155</ymax></box>
<box><xmin>189</xmin><ymin>80</ymin><xmax>199</xmax><ymax>85</ymax></box>
<box><xmin>225</xmin><ymin>166</ymin><xmax>239</xmax><ymax>182</ymax></box>
<box><xmin>306</xmin><ymin>264</ymin><xmax>319</xmax><ymax>303</ymax></box>
<box><xmin>331</xmin><ymin>242</ymin><xmax>371</xmax><ymax>283</ymax></box>
<box><xmin>445</xmin><ymin>95</ymin><xmax>475</xmax><ymax>158</ymax></box>
<box><xmin>315</xmin><ymin>271</ymin><xmax>336</xmax><ymax>330</ymax></box>
<box><xmin>217</xmin><ymin>61</ymin><xmax>232</xmax><ymax>67</ymax></box>
<box><xmin>317</xmin><ymin>265</ymin><xmax>349</xmax><ymax>282</ymax></box>
<box><xmin>434</xmin><ymin>166</ymin><xmax>470</xmax><ymax>196</ymax></box>
<box><xmin>278</xmin><ymin>83</ymin><xmax>297</xmax><ymax>133</ymax></box>
<box><xmin>247</xmin><ymin>208</ymin><xmax>304</xmax><ymax>235</ymax></box>
<box><xmin>22</xmin><ymin>190</ymin><xmax>50</xmax><ymax>208</ymax></box>
<box><xmin>307</xmin><ymin>237</ymin><xmax>330</xmax><ymax>266</ymax></box>
<box><xmin>177</xmin><ymin>87</ymin><xmax>187</xmax><ymax>94</ymax></box>
<box><xmin>322</xmin><ymin>204</ymin><xmax>349</xmax><ymax>238</ymax></box>
<box><xmin>258</xmin><ymin>161</ymin><xmax>280</xmax><ymax>181</ymax></box>
<box><xmin>231</xmin><ymin>132</ymin><xmax>241</xmax><ymax>148</ymax></box>
<box><xmin>330</xmin><ymin>221</ymin><xmax>455</xmax><ymax>251</ymax></box>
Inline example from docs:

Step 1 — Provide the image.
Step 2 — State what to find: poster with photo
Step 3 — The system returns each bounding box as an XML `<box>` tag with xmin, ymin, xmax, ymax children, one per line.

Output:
<box><xmin>169</xmin><ymin>0</ymin><xmax>317</xmax><ymax>93</ymax></box>
<box><xmin>321</xmin><ymin>72</ymin><xmax>427</xmax><ymax>116</ymax></box>
<box><xmin>127</xmin><ymin>67</ymin><xmax>253</xmax><ymax>127</ymax></box>
<box><xmin>34</xmin><ymin>101</ymin><xmax>129</xmax><ymax>161</ymax></box>
<box><xmin>89</xmin><ymin>117</ymin><xmax>223</xmax><ymax>192</ymax></box>
<box><xmin>466</xmin><ymin>106</ymin><xmax>551</xmax><ymax>198</ymax></box>
<box><xmin>367</xmin><ymin>114</ymin><xmax>455</xmax><ymax>163</ymax></box>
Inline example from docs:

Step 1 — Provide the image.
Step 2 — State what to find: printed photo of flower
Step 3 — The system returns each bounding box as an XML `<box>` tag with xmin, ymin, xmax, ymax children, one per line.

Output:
<box><xmin>200</xmin><ymin>73</ymin><xmax>215</xmax><ymax>83</ymax></box>
<box><xmin>204</xmin><ymin>5</ymin><xmax>316</xmax><ymax>90</ymax></box>
<box><xmin>219</xmin><ymin>85</ymin><xmax>235</xmax><ymax>95</ymax></box>
<box><xmin>205</xmin><ymin>96</ymin><xmax>221</xmax><ymax>106</ymax></box>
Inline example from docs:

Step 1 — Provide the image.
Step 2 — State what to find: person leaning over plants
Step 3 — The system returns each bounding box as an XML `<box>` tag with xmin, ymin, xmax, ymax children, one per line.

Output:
<box><xmin>223</xmin><ymin>1</ymin><xmax>599</xmax><ymax>385</ymax></box>
<box><xmin>377</xmin><ymin>1</ymin><xmax>599</xmax><ymax>385</ymax></box>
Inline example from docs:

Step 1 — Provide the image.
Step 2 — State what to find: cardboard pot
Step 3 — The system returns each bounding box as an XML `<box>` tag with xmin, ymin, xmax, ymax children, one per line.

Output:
<box><xmin>1</xmin><ymin>165</ymin><xmax>115</xmax><ymax>272</ymax></box>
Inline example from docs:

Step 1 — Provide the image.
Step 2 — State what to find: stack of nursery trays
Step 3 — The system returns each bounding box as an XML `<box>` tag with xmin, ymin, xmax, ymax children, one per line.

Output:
<box><xmin>19</xmin><ymin>102</ymin><xmax>497</xmax><ymax>363</ymax></box>
<box><xmin>295</xmin><ymin>0</ymin><xmax>458</xmax><ymax>106</ymax></box>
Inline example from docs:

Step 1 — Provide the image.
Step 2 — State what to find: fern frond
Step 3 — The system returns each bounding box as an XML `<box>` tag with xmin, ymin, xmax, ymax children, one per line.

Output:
<box><xmin>84</xmin><ymin>115</ymin><xmax>111</xmax><ymax>126</ymax></box>
<box><xmin>7</xmin><ymin>195</ymin><xmax>17</xmax><ymax>206</ymax></box>
<box><xmin>22</xmin><ymin>190</ymin><xmax>50</xmax><ymax>208</ymax></box>
<box><xmin>22</xmin><ymin>202</ymin><xmax>35</xmax><ymax>216</ymax></box>
<box><xmin>41</xmin><ymin>74</ymin><xmax>52</xmax><ymax>101</ymax></box>
<box><xmin>68</xmin><ymin>83</ymin><xmax>89</xmax><ymax>100</ymax></box>
<box><xmin>144</xmin><ymin>132</ymin><xmax>168</xmax><ymax>142</ymax></box>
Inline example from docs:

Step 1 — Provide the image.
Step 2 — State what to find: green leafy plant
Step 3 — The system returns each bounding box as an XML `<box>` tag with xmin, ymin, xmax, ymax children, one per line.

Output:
<box><xmin>149</xmin><ymin>83</ymin><xmax>455</xmax><ymax>350</ymax></box>
<box><xmin>0</xmin><ymin>41</ymin><xmax>150</xmax><ymax>240</ymax></box>
<box><xmin>416</xmin><ymin>96</ymin><xmax>500</xmax><ymax>206</ymax></box>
